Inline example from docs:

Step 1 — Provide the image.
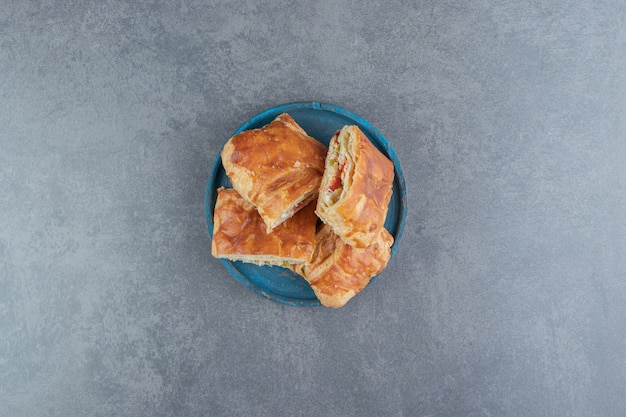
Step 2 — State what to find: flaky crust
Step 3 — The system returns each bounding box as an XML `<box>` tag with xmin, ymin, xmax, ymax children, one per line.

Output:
<box><xmin>316</xmin><ymin>125</ymin><xmax>394</xmax><ymax>248</ymax></box>
<box><xmin>221</xmin><ymin>113</ymin><xmax>327</xmax><ymax>232</ymax></box>
<box><xmin>211</xmin><ymin>188</ymin><xmax>317</xmax><ymax>265</ymax></box>
<box><xmin>297</xmin><ymin>224</ymin><xmax>394</xmax><ymax>308</ymax></box>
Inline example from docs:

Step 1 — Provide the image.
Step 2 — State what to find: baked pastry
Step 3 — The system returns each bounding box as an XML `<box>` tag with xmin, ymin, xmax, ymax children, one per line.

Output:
<box><xmin>212</xmin><ymin>188</ymin><xmax>317</xmax><ymax>266</ymax></box>
<box><xmin>221</xmin><ymin>113</ymin><xmax>327</xmax><ymax>232</ymax></box>
<box><xmin>293</xmin><ymin>224</ymin><xmax>393</xmax><ymax>308</ymax></box>
<box><xmin>316</xmin><ymin>125</ymin><xmax>394</xmax><ymax>248</ymax></box>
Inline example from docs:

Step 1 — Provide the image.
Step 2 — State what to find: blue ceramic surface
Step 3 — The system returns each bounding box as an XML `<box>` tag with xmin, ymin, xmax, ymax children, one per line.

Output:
<box><xmin>205</xmin><ymin>102</ymin><xmax>407</xmax><ymax>306</ymax></box>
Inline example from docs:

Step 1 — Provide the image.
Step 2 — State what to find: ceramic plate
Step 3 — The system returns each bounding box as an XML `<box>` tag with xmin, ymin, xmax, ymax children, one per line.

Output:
<box><xmin>205</xmin><ymin>102</ymin><xmax>407</xmax><ymax>306</ymax></box>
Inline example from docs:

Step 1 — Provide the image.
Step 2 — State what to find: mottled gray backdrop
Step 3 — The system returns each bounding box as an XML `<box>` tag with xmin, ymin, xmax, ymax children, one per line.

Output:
<box><xmin>1</xmin><ymin>1</ymin><xmax>625</xmax><ymax>416</ymax></box>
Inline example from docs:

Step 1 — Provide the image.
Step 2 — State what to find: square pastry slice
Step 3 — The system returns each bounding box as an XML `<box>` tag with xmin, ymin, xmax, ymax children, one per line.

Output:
<box><xmin>316</xmin><ymin>125</ymin><xmax>394</xmax><ymax>248</ymax></box>
<box><xmin>212</xmin><ymin>188</ymin><xmax>317</xmax><ymax>266</ymax></box>
<box><xmin>293</xmin><ymin>224</ymin><xmax>394</xmax><ymax>308</ymax></box>
<box><xmin>221</xmin><ymin>113</ymin><xmax>327</xmax><ymax>232</ymax></box>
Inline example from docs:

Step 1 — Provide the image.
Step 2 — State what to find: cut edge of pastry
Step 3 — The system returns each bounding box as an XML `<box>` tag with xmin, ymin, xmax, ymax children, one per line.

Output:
<box><xmin>316</xmin><ymin>126</ymin><xmax>356</xmax><ymax>223</ymax></box>
<box><xmin>268</xmin><ymin>190</ymin><xmax>318</xmax><ymax>232</ymax></box>
<box><xmin>212</xmin><ymin>253</ymin><xmax>309</xmax><ymax>267</ymax></box>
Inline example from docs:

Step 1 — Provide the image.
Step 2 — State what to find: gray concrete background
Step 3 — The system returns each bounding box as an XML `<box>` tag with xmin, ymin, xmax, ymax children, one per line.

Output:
<box><xmin>1</xmin><ymin>1</ymin><xmax>625</xmax><ymax>416</ymax></box>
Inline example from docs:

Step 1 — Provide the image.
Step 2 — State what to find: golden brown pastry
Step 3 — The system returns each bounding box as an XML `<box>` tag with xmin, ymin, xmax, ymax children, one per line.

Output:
<box><xmin>294</xmin><ymin>224</ymin><xmax>394</xmax><ymax>308</ymax></box>
<box><xmin>212</xmin><ymin>188</ymin><xmax>317</xmax><ymax>266</ymax></box>
<box><xmin>221</xmin><ymin>113</ymin><xmax>327</xmax><ymax>232</ymax></box>
<box><xmin>316</xmin><ymin>125</ymin><xmax>394</xmax><ymax>248</ymax></box>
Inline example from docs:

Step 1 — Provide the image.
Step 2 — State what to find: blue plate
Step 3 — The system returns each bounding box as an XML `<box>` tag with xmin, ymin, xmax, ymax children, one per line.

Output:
<box><xmin>205</xmin><ymin>102</ymin><xmax>407</xmax><ymax>306</ymax></box>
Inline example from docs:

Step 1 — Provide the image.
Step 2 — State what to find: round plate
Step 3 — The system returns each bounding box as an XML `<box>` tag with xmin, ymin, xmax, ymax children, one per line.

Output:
<box><xmin>205</xmin><ymin>102</ymin><xmax>407</xmax><ymax>306</ymax></box>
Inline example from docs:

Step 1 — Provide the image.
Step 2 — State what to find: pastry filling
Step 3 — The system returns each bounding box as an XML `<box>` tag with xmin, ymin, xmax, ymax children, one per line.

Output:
<box><xmin>275</xmin><ymin>194</ymin><xmax>315</xmax><ymax>227</ymax></box>
<box><xmin>324</xmin><ymin>129</ymin><xmax>353</xmax><ymax>206</ymax></box>
<box><xmin>221</xmin><ymin>255</ymin><xmax>307</xmax><ymax>267</ymax></box>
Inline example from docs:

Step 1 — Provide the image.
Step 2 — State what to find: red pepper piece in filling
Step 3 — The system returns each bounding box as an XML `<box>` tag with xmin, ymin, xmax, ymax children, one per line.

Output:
<box><xmin>328</xmin><ymin>175</ymin><xmax>341</xmax><ymax>192</ymax></box>
<box><xmin>328</xmin><ymin>161</ymin><xmax>347</xmax><ymax>192</ymax></box>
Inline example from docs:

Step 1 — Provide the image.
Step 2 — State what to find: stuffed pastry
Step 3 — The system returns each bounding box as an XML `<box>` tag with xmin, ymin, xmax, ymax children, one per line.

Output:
<box><xmin>293</xmin><ymin>224</ymin><xmax>393</xmax><ymax>308</ymax></box>
<box><xmin>221</xmin><ymin>113</ymin><xmax>327</xmax><ymax>232</ymax></box>
<box><xmin>316</xmin><ymin>125</ymin><xmax>394</xmax><ymax>248</ymax></box>
<box><xmin>212</xmin><ymin>188</ymin><xmax>317</xmax><ymax>266</ymax></box>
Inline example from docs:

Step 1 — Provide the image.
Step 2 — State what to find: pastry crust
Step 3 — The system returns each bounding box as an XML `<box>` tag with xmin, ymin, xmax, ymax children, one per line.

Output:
<box><xmin>221</xmin><ymin>113</ymin><xmax>327</xmax><ymax>232</ymax></box>
<box><xmin>212</xmin><ymin>188</ymin><xmax>317</xmax><ymax>266</ymax></box>
<box><xmin>295</xmin><ymin>224</ymin><xmax>393</xmax><ymax>308</ymax></box>
<box><xmin>316</xmin><ymin>125</ymin><xmax>394</xmax><ymax>248</ymax></box>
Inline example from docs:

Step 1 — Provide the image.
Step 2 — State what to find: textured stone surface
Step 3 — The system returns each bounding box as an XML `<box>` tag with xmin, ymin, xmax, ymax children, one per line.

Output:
<box><xmin>1</xmin><ymin>1</ymin><xmax>626</xmax><ymax>416</ymax></box>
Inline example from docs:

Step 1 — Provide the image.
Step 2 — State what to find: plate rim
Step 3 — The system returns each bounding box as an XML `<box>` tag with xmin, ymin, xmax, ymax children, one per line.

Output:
<box><xmin>205</xmin><ymin>101</ymin><xmax>407</xmax><ymax>307</ymax></box>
